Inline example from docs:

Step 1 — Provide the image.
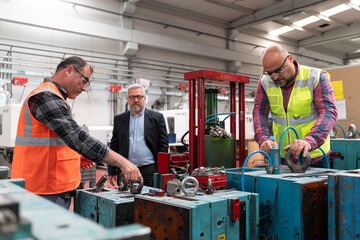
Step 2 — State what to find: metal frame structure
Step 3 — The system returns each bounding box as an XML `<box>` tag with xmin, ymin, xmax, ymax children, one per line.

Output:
<box><xmin>184</xmin><ymin>69</ymin><xmax>249</xmax><ymax>171</ymax></box>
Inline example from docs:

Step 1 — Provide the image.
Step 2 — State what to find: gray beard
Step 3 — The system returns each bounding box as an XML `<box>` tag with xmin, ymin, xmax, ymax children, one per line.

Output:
<box><xmin>131</xmin><ymin>105</ymin><xmax>143</xmax><ymax>114</ymax></box>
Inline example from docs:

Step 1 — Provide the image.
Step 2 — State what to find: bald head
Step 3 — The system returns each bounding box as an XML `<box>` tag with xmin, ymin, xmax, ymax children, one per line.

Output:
<box><xmin>261</xmin><ymin>44</ymin><xmax>295</xmax><ymax>87</ymax></box>
<box><xmin>261</xmin><ymin>44</ymin><xmax>288</xmax><ymax>64</ymax></box>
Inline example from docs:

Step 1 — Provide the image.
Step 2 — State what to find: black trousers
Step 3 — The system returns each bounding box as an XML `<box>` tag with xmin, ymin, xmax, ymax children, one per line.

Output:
<box><xmin>39</xmin><ymin>190</ymin><xmax>74</xmax><ymax>209</ymax></box>
<box><xmin>117</xmin><ymin>163</ymin><xmax>156</xmax><ymax>187</ymax></box>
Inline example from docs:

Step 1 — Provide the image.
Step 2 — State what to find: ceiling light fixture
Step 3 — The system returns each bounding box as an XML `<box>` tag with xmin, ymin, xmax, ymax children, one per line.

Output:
<box><xmin>293</xmin><ymin>16</ymin><xmax>321</xmax><ymax>27</ymax></box>
<box><xmin>269</xmin><ymin>26</ymin><xmax>294</xmax><ymax>36</ymax></box>
<box><xmin>350</xmin><ymin>0</ymin><xmax>360</xmax><ymax>6</ymax></box>
<box><xmin>320</xmin><ymin>4</ymin><xmax>351</xmax><ymax>17</ymax></box>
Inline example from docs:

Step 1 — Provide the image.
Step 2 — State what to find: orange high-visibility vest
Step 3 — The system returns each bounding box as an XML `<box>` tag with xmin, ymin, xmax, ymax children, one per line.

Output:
<box><xmin>11</xmin><ymin>81</ymin><xmax>81</xmax><ymax>195</ymax></box>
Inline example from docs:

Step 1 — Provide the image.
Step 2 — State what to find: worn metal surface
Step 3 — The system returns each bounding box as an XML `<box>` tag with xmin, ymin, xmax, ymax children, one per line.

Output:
<box><xmin>226</xmin><ymin>166</ymin><xmax>335</xmax><ymax>240</ymax></box>
<box><xmin>134</xmin><ymin>189</ymin><xmax>259</xmax><ymax>240</ymax></box>
<box><xmin>0</xmin><ymin>179</ymin><xmax>151</xmax><ymax>240</ymax></box>
<box><xmin>330</xmin><ymin>139</ymin><xmax>360</xmax><ymax>170</ymax></box>
<box><xmin>328</xmin><ymin>170</ymin><xmax>360</xmax><ymax>240</ymax></box>
<box><xmin>75</xmin><ymin>186</ymin><xmax>158</xmax><ymax>228</ymax></box>
<box><xmin>134</xmin><ymin>197</ymin><xmax>191</xmax><ymax>240</ymax></box>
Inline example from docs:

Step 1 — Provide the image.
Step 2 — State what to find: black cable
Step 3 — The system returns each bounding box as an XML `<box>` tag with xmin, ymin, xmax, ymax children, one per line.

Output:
<box><xmin>180</xmin><ymin>121</ymin><xmax>220</xmax><ymax>146</ymax></box>
<box><xmin>265</xmin><ymin>179</ymin><xmax>279</xmax><ymax>237</ymax></box>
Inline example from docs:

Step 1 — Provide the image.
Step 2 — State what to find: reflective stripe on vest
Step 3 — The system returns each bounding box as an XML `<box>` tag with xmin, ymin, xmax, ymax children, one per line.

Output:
<box><xmin>261</xmin><ymin>65</ymin><xmax>330</xmax><ymax>158</ymax></box>
<box><xmin>15</xmin><ymin>86</ymin><xmax>67</xmax><ymax>147</ymax></box>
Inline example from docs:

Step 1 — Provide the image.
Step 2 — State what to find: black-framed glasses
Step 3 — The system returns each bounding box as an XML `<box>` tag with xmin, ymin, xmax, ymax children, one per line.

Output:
<box><xmin>73</xmin><ymin>66</ymin><xmax>90</xmax><ymax>87</ymax></box>
<box><xmin>263</xmin><ymin>55</ymin><xmax>289</xmax><ymax>77</ymax></box>
<box><xmin>128</xmin><ymin>95</ymin><xmax>145</xmax><ymax>100</ymax></box>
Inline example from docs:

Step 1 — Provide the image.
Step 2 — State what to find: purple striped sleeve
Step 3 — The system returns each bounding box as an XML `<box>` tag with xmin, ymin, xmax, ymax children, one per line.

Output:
<box><xmin>253</xmin><ymin>77</ymin><xmax>271</xmax><ymax>146</ymax></box>
<box><xmin>303</xmin><ymin>71</ymin><xmax>338</xmax><ymax>150</ymax></box>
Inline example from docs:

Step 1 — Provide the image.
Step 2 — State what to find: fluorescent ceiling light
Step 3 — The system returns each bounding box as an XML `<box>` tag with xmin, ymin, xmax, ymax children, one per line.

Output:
<box><xmin>349</xmin><ymin>36</ymin><xmax>360</xmax><ymax>41</ymax></box>
<box><xmin>293</xmin><ymin>16</ymin><xmax>321</xmax><ymax>27</ymax></box>
<box><xmin>320</xmin><ymin>4</ymin><xmax>351</xmax><ymax>17</ymax></box>
<box><xmin>350</xmin><ymin>0</ymin><xmax>360</xmax><ymax>5</ymax></box>
<box><xmin>269</xmin><ymin>26</ymin><xmax>294</xmax><ymax>36</ymax></box>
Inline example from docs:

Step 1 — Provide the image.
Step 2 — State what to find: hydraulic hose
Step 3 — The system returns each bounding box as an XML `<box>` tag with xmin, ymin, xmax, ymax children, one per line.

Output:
<box><xmin>278</xmin><ymin>127</ymin><xmax>299</xmax><ymax>165</ymax></box>
<box><xmin>336</xmin><ymin>123</ymin><xmax>346</xmax><ymax>138</ymax></box>
<box><xmin>241</xmin><ymin>150</ymin><xmax>272</xmax><ymax>191</ymax></box>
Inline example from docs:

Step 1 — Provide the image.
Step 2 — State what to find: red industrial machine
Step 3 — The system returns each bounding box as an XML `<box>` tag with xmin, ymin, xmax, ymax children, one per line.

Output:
<box><xmin>184</xmin><ymin>69</ymin><xmax>250</xmax><ymax>171</ymax></box>
<box><xmin>156</xmin><ymin>69</ymin><xmax>250</xmax><ymax>192</ymax></box>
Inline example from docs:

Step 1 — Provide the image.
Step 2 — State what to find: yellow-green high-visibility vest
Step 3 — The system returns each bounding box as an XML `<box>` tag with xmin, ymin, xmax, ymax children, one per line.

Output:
<box><xmin>261</xmin><ymin>65</ymin><xmax>330</xmax><ymax>159</ymax></box>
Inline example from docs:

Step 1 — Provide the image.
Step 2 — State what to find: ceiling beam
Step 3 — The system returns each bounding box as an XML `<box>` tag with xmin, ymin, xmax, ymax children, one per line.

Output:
<box><xmin>136</xmin><ymin>0</ymin><xmax>228</xmax><ymax>28</ymax></box>
<box><xmin>346</xmin><ymin>51</ymin><xmax>360</xmax><ymax>60</ymax></box>
<box><xmin>0</xmin><ymin>0</ymin><xmax>241</xmax><ymax>62</ymax></box>
<box><xmin>229</xmin><ymin>0</ymin><xmax>332</xmax><ymax>30</ymax></box>
<box><xmin>298</xmin><ymin>20</ymin><xmax>360</xmax><ymax>48</ymax></box>
<box><xmin>205</xmin><ymin>0</ymin><xmax>255</xmax><ymax>15</ymax></box>
<box><xmin>305</xmin><ymin>11</ymin><xmax>347</xmax><ymax>28</ymax></box>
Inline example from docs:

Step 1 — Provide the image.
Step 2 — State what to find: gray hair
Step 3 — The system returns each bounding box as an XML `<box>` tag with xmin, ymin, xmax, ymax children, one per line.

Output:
<box><xmin>127</xmin><ymin>83</ymin><xmax>145</xmax><ymax>95</ymax></box>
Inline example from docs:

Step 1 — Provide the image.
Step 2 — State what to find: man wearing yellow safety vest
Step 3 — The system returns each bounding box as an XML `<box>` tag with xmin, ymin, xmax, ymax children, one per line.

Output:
<box><xmin>253</xmin><ymin>44</ymin><xmax>338</xmax><ymax>167</ymax></box>
<box><xmin>11</xmin><ymin>56</ymin><xmax>141</xmax><ymax>209</ymax></box>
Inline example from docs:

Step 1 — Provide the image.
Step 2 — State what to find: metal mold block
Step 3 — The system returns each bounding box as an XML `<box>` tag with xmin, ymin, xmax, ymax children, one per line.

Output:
<box><xmin>226</xmin><ymin>167</ymin><xmax>336</xmax><ymax>240</ymax></box>
<box><xmin>0</xmin><ymin>179</ymin><xmax>151</xmax><ymax>240</ymax></box>
<box><xmin>328</xmin><ymin>170</ymin><xmax>360</xmax><ymax>240</ymax></box>
<box><xmin>330</xmin><ymin>139</ymin><xmax>360</xmax><ymax>170</ymax></box>
<box><xmin>75</xmin><ymin>186</ymin><xmax>159</xmax><ymax>228</ymax></box>
<box><xmin>134</xmin><ymin>189</ymin><xmax>259</xmax><ymax>240</ymax></box>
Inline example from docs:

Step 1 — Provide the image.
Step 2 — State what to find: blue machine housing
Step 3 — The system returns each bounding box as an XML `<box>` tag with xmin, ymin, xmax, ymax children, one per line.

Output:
<box><xmin>226</xmin><ymin>167</ymin><xmax>337</xmax><ymax>240</ymax></box>
<box><xmin>328</xmin><ymin>170</ymin><xmax>360</xmax><ymax>239</ymax></box>
<box><xmin>134</xmin><ymin>189</ymin><xmax>259</xmax><ymax>240</ymax></box>
<box><xmin>0</xmin><ymin>179</ymin><xmax>151</xmax><ymax>240</ymax></box>
<box><xmin>330</xmin><ymin>139</ymin><xmax>360</xmax><ymax>170</ymax></box>
<box><xmin>75</xmin><ymin>186</ymin><xmax>159</xmax><ymax>228</ymax></box>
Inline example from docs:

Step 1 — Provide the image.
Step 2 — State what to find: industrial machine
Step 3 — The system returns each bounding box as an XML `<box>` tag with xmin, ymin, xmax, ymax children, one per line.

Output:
<box><xmin>226</xmin><ymin>166</ymin><xmax>337</xmax><ymax>240</ymax></box>
<box><xmin>0</xmin><ymin>104</ymin><xmax>22</xmax><ymax>173</ymax></box>
<box><xmin>330</xmin><ymin>124</ymin><xmax>360</xmax><ymax>170</ymax></box>
<box><xmin>184</xmin><ymin>70</ymin><xmax>250</xmax><ymax>171</ymax></box>
<box><xmin>134</xmin><ymin>176</ymin><xmax>259</xmax><ymax>240</ymax></box>
<box><xmin>156</xmin><ymin>70</ymin><xmax>250</xmax><ymax>184</ymax></box>
<box><xmin>328</xmin><ymin>169</ymin><xmax>360</xmax><ymax>240</ymax></box>
<box><xmin>0</xmin><ymin>179</ymin><xmax>151</xmax><ymax>240</ymax></box>
<box><xmin>75</xmin><ymin>178</ymin><xmax>160</xmax><ymax>228</ymax></box>
<box><xmin>330</xmin><ymin>139</ymin><xmax>360</xmax><ymax>170</ymax></box>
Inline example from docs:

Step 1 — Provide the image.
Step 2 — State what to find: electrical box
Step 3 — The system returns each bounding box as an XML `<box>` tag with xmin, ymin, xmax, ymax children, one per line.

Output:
<box><xmin>110</xmin><ymin>85</ymin><xmax>122</xmax><ymax>93</ymax></box>
<box><xmin>12</xmin><ymin>77</ymin><xmax>28</xmax><ymax>85</ymax></box>
<box><xmin>0</xmin><ymin>104</ymin><xmax>22</xmax><ymax>148</ymax></box>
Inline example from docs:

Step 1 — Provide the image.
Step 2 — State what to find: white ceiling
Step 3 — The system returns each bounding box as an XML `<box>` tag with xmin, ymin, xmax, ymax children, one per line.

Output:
<box><xmin>136</xmin><ymin>0</ymin><xmax>360</xmax><ymax>64</ymax></box>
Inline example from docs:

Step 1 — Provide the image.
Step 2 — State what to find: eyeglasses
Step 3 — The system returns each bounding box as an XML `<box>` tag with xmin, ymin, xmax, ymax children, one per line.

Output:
<box><xmin>128</xmin><ymin>95</ymin><xmax>145</xmax><ymax>100</ymax></box>
<box><xmin>73</xmin><ymin>66</ymin><xmax>90</xmax><ymax>87</ymax></box>
<box><xmin>263</xmin><ymin>55</ymin><xmax>289</xmax><ymax>77</ymax></box>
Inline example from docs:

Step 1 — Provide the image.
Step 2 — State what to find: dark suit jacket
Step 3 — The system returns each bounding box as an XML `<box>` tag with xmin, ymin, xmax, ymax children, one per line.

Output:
<box><xmin>108</xmin><ymin>108</ymin><xmax>169</xmax><ymax>175</ymax></box>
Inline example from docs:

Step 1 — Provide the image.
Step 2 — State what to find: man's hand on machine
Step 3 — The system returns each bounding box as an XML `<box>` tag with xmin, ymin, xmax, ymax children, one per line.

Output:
<box><xmin>259</xmin><ymin>140</ymin><xmax>278</xmax><ymax>154</ymax></box>
<box><xmin>283</xmin><ymin>139</ymin><xmax>312</xmax><ymax>159</ymax></box>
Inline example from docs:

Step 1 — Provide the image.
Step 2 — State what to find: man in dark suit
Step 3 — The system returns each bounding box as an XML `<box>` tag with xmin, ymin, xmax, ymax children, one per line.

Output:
<box><xmin>108</xmin><ymin>83</ymin><xmax>169</xmax><ymax>186</ymax></box>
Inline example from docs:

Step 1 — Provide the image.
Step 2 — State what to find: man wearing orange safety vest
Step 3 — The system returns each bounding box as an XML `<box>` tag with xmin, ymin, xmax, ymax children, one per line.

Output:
<box><xmin>11</xmin><ymin>56</ymin><xmax>141</xmax><ymax>209</ymax></box>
